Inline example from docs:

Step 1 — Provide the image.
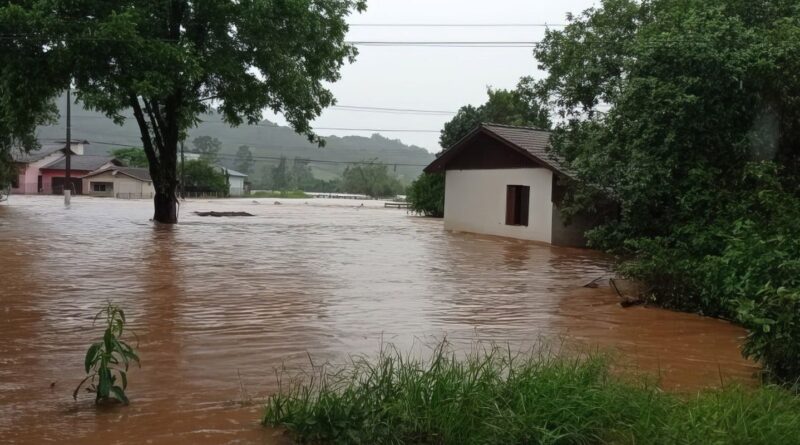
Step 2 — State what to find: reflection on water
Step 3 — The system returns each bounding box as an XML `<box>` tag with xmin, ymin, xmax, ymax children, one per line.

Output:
<box><xmin>0</xmin><ymin>196</ymin><xmax>757</xmax><ymax>444</ymax></box>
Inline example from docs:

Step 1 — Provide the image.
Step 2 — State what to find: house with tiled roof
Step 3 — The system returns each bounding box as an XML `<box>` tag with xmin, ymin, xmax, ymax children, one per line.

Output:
<box><xmin>81</xmin><ymin>166</ymin><xmax>155</xmax><ymax>199</ymax></box>
<box><xmin>10</xmin><ymin>140</ymin><xmax>130</xmax><ymax>195</ymax></box>
<box><xmin>424</xmin><ymin>123</ymin><xmax>594</xmax><ymax>247</ymax></box>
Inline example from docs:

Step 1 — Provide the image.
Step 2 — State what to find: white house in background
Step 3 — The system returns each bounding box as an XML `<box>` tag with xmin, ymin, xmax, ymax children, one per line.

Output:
<box><xmin>423</xmin><ymin>123</ymin><xmax>595</xmax><ymax>247</ymax></box>
<box><xmin>81</xmin><ymin>167</ymin><xmax>155</xmax><ymax>199</ymax></box>
<box><xmin>219</xmin><ymin>167</ymin><xmax>248</xmax><ymax>196</ymax></box>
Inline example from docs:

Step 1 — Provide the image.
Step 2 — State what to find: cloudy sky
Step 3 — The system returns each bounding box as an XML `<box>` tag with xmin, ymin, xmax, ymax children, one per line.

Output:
<box><xmin>265</xmin><ymin>0</ymin><xmax>598</xmax><ymax>153</ymax></box>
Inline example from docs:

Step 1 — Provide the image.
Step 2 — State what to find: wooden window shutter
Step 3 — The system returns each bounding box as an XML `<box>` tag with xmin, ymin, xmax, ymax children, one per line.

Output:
<box><xmin>519</xmin><ymin>186</ymin><xmax>530</xmax><ymax>226</ymax></box>
<box><xmin>506</xmin><ymin>185</ymin><xmax>516</xmax><ymax>225</ymax></box>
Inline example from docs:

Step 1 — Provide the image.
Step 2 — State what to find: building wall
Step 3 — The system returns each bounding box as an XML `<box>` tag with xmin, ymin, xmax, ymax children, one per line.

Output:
<box><xmin>444</xmin><ymin>168</ymin><xmax>554</xmax><ymax>243</ymax></box>
<box><xmin>41</xmin><ymin>170</ymin><xmax>92</xmax><ymax>194</ymax></box>
<box><xmin>13</xmin><ymin>152</ymin><xmax>64</xmax><ymax>194</ymax></box>
<box><xmin>229</xmin><ymin>176</ymin><xmax>245</xmax><ymax>196</ymax></box>
<box><xmin>83</xmin><ymin>172</ymin><xmax>155</xmax><ymax>198</ymax></box>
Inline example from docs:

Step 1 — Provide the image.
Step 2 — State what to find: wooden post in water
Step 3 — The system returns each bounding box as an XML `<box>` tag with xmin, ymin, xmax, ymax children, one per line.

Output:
<box><xmin>64</xmin><ymin>87</ymin><xmax>71</xmax><ymax>206</ymax></box>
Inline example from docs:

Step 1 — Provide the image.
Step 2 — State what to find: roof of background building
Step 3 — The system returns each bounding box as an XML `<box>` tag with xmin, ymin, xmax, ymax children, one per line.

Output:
<box><xmin>41</xmin><ymin>155</ymin><xmax>118</xmax><ymax>171</ymax></box>
<box><xmin>220</xmin><ymin>167</ymin><xmax>248</xmax><ymax>177</ymax></box>
<box><xmin>82</xmin><ymin>167</ymin><xmax>152</xmax><ymax>182</ymax></box>
<box><xmin>11</xmin><ymin>140</ymin><xmax>90</xmax><ymax>164</ymax></box>
<box><xmin>423</xmin><ymin>123</ymin><xmax>572</xmax><ymax>178</ymax></box>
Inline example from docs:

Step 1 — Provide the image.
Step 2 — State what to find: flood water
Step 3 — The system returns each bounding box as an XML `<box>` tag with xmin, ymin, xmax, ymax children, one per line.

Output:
<box><xmin>0</xmin><ymin>196</ymin><xmax>757</xmax><ymax>444</ymax></box>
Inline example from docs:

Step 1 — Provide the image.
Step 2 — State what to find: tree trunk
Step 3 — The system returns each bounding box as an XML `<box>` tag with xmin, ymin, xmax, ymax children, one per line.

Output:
<box><xmin>153</xmin><ymin>190</ymin><xmax>178</xmax><ymax>223</ymax></box>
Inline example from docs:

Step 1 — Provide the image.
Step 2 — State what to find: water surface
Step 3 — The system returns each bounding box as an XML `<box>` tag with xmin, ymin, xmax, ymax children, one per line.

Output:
<box><xmin>0</xmin><ymin>196</ymin><xmax>757</xmax><ymax>444</ymax></box>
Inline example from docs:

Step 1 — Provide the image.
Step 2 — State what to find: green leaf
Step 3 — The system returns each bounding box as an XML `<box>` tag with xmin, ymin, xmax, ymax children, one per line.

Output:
<box><xmin>84</xmin><ymin>342</ymin><xmax>102</xmax><ymax>373</ymax></box>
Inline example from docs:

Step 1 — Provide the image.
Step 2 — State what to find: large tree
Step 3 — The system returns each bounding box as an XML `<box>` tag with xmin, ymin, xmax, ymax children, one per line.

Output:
<box><xmin>234</xmin><ymin>145</ymin><xmax>254</xmax><ymax>175</ymax></box>
<box><xmin>0</xmin><ymin>0</ymin><xmax>365</xmax><ymax>222</ymax></box>
<box><xmin>192</xmin><ymin>136</ymin><xmax>222</xmax><ymax>163</ymax></box>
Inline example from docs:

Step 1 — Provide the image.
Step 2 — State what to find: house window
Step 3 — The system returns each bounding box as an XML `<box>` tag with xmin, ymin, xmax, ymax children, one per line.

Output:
<box><xmin>92</xmin><ymin>182</ymin><xmax>112</xmax><ymax>192</ymax></box>
<box><xmin>11</xmin><ymin>174</ymin><xmax>18</xmax><ymax>188</ymax></box>
<box><xmin>505</xmin><ymin>185</ymin><xmax>530</xmax><ymax>226</ymax></box>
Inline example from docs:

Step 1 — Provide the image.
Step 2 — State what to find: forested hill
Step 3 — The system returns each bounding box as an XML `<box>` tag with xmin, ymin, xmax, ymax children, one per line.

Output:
<box><xmin>35</xmin><ymin>97</ymin><xmax>435</xmax><ymax>183</ymax></box>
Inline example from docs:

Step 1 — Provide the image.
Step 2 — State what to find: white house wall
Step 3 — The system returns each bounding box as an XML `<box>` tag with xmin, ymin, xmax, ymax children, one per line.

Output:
<box><xmin>83</xmin><ymin>172</ymin><xmax>155</xmax><ymax>198</ymax></box>
<box><xmin>228</xmin><ymin>176</ymin><xmax>245</xmax><ymax>196</ymax></box>
<box><xmin>444</xmin><ymin>168</ymin><xmax>554</xmax><ymax>243</ymax></box>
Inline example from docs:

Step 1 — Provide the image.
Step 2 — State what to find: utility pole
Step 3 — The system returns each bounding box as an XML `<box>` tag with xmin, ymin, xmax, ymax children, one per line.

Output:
<box><xmin>180</xmin><ymin>140</ymin><xmax>185</xmax><ymax>199</ymax></box>
<box><xmin>64</xmin><ymin>86</ymin><xmax>72</xmax><ymax>205</ymax></box>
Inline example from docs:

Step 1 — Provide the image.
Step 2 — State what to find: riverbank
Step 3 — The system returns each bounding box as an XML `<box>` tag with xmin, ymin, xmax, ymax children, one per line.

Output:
<box><xmin>264</xmin><ymin>342</ymin><xmax>800</xmax><ymax>445</ymax></box>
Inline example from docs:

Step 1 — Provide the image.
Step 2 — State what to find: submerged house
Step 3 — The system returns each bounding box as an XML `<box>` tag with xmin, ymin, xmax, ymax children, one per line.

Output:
<box><xmin>82</xmin><ymin>167</ymin><xmax>155</xmax><ymax>199</ymax></box>
<box><xmin>10</xmin><ymin>140</ymin><xmax>96</xmax><ymax>194</ymax></box>
<box><xmin>423</xmin><ymin>123</ymin><xmax>594</xmax><ymax>247</ymax></box>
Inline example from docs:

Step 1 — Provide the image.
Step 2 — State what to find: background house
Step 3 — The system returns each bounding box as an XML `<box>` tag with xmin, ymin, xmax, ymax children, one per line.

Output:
<box><xmin>39</xmin><ymin>155</ymin><xmax>120</xmax><ymax>194</ymax></box>
<box><xmin>11</xmin><ymin>140</ymin><xmax>88</xmax><ymax>194</ymax></box>
<box><xmin>220</xmin><ymin>167</ymin><xmax>248</xmax><ymax>196</ymax></box>
<box><xmin>82</xmin><ymin>167</ymin><xmax>155</xmax><ymax>199</ymax></box>
<box><xmin>424</xmin><ymin>123</ymin><xmax>594</xmax><ymax>247</ymax></box>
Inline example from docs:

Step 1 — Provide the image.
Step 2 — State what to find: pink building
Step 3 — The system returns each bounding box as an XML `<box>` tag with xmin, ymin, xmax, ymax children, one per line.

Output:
<box><xmin>11</xmin><ymin>140</ymin><xmax>118</xmax><ymax>195</ymax></box>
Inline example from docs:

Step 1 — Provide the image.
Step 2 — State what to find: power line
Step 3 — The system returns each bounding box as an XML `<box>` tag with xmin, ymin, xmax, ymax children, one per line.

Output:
<box><xmin>332</xmin><ymin>105</ymin><xmax>455</xmax><ymax>115</ymax></box>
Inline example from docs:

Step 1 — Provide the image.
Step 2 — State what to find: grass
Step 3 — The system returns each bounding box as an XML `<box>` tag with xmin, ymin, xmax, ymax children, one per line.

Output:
<box><xmin>263</xmin><ymin>341</ymin><xmax>800</xmax><ymax>444</ymax></box>
<box><xmin>249</xmin><ymin>190</ymin><xmax>309</xmax><ymax>199</ymax></box>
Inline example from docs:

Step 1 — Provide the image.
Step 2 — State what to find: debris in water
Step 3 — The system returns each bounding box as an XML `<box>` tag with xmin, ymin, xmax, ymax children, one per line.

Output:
<box><xmin>610</xmin><ymin>277</ymin><xmax>646</xmax><ymax>307</ymax></box>
<box><xmin>194</xmin><ymin>211</ymin><xmax>254</xmax><ymax>217</ymax></box>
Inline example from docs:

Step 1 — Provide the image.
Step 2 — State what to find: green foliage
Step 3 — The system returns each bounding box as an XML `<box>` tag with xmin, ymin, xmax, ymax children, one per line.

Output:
<box><xmin>234</xmin><ymin>145</ymin><xmax>254</xmax><ymax>175</ymax></box>
<box><xmin>407</xmin><ymin>173</ymin><xmax>444</xmax><ymax>217</ymax></box>
<box><xmin>439</xmin><ymin>86</ymin><xmax>552</xmax><ymax>149</ymax></box>
<box><xmin>111</xmin><ymin>147</ymin><xmax>148</xmax><ymax>168</ymax></box>
<box><xmin>340</xmin><ymin>161</ymin><xmax>404</xmax><ymax>198</ymax></box>
<box><xmin>183</xmin><ymin>159</ymin><xmax>228</xmax><ymax>195</ymax></box>
<box><xmin>264</xmin><ymin>341</ymin><xmax>800</xmax><ymax>444</ymax></box>
<box><xmin>0</xmin><ymin>0</ymin><xmax>367</xmax><ymax>222</ymax></box>
<box><xmin>74</xmin><ymin>303</ymin><xmax>140</xmax><ymax>405</ymax></box>
<box><xmin>535</xmin><ymin>0</ymin><xmax>800</xmax><ymax>383</ymax></box>
<box><xmin>192</xmin><ymin>136</ymin><xmax>222</xmax><ymax>163</ymax></box>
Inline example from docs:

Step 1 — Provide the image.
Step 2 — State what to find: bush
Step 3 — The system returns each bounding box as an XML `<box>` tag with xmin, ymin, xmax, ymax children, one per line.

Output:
<box><xmin>407</xmin><ymin>173</ymin><xmax>444</xmax><ymax>217</ymax></box>
<box><xmin>619</xmin><ymin>163</ymin><xmax>800</xmax><ymax>384</ymax></box>
<box><xmin>263</xmin><ymin>341</ymin><xmax>800</xmax><ymax>444</ymax></box>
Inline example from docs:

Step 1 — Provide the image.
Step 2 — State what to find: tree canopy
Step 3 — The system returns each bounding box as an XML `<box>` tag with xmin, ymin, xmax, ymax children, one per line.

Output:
<box><xmin>534</xmin><ymin>0</ymin><xmax>800</xmax><ymax>382</ymax></box>
<box><xmin>192</xmin><ymin>136</ymin><xmax>222</xmax><ymax>163</ymax></box>
<box><xmin>0</xmin><ymin>0</ymin><xmax>366</xmax><ymax>222</ymax></box>
<box><xmin>234</xmin><ymin>145</ymin><xmax>254</xmax><ymax>175</ymax></box>
<box><xmin>111</xmin><ymin>147</ymin><xmax>149</xmax><ymax>168</ymax></box>
<box><xmin>183</xmin><ymin>159</ymin><xmax>228</xmax><ymax>195</ymax></box>
<box><xmin>439</xmin><ymin>86</ymin><xmax>551</xmax><ymax>149</ymax></box>
<box><xmin>341</xmin><ymin>161</ymin><xmax>404</xmax><ymax>198</ymax></box>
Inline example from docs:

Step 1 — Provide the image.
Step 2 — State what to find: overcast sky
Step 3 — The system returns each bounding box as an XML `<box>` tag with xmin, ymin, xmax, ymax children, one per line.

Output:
<box><xmin>264</xmin><ymin>0</ymin><xmax>597</xmax><ymax>153</ymax></box>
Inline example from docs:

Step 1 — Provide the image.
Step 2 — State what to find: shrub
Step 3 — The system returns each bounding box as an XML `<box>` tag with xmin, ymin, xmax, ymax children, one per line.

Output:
<box><xmin>74</xmin><ymin>303</ymin><xmax>140</xmax><ymax>404</ymax></box>
<box><xmin>263</xmin><ymin>341</ymin><xmax>800</xmax><ymax>444</ymax></box>
<box><xmin>407</xmin><ymin>173</ymin><xmax>444</xmax><ymax>217</ymax></box>
<box><xmin>619</xmin><ymin>163</ymin><xmax>800</xmax><ymax>384</ymax></box>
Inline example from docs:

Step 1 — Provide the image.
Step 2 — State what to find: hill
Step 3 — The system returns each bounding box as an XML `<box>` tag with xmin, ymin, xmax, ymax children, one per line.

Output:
<box><xmin>35</xmin><ymin>96</ymin><xmax>435</xmax><ymax>184</ymax></box>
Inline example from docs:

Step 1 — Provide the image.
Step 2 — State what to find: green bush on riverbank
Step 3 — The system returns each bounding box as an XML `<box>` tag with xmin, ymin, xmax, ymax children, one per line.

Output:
<box><xmin>263</xmin><ymin>343</ymin><xmax>800</xmax><ymax>444</ymax></box>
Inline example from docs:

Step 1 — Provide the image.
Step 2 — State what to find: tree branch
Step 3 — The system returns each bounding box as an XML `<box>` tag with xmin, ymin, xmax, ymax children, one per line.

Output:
<box><xmin>129</xmin><ymin>95</ymin><xmax>161</xmax><ymax>174</ymax></box>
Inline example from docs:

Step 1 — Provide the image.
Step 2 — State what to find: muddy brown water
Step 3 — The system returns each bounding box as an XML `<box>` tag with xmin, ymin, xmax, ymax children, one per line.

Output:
<box><xmin>0</xmin><ymin>196</ymin><xmax>757</xmax><ymax>444</ymax></box>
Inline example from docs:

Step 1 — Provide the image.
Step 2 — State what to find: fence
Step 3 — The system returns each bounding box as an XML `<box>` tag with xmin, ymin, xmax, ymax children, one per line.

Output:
<box><xmin>116</xmin><ymin>193</ymin><xmax>154</xmax><ymax>200</ymax></box>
